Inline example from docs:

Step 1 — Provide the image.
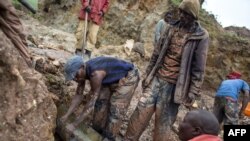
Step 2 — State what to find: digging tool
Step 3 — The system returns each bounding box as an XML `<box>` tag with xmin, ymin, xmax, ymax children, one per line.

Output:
<box><xmin>81</xmin><ymin>0</ymin><xmax>92</xmax><ymax>61</ymax></box>
<box><xmin>18</xmin><ymin>0</ymin><xmax>37</xmax><ymax>14</ymax></box>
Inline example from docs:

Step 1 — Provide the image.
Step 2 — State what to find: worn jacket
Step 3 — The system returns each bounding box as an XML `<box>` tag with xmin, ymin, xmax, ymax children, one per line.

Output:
<box><xmin>79</xmin><ymin>0</ymin><xmax>109</xmax><ymax>25</ymax></box>
<box><xmin>144</xmin><ymin>21</ymin><xmax>209</xmax><ymax>104</ymax></box>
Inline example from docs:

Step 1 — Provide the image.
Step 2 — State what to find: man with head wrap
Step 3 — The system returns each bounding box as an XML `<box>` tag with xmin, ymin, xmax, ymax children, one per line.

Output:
<box><xmin>124</xmin><ymin>0</ymin><xmax>209</xmax><ymax>140</ymax></box>
<box><xmin>213</xmin><ymin>71</ymin><xmax>249</xmax><ymax>125</ymax></box>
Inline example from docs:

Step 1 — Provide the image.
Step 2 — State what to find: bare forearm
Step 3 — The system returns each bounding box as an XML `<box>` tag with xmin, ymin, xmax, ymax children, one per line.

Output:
<box><xmin>72</xmin><ymin>103</ymin><xmax>94</xmax><ymax>126</ymax></box>
<box><xmin>240</xmin><ymin>95</ymin><xmax>249</xmax><ymax>113</ymax></box>
<box><xmin>65</xmin><ymin>94</ymin><xmax>83</xmax><ymax>117</ymax></box>
<box><xmin>72</xmin><ymin>92</ymin><xmax>99</xmax><ymax>127</ymax></box>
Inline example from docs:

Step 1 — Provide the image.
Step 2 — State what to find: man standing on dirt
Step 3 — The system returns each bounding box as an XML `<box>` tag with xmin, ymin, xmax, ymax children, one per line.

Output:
<box><xmin>213</xmin><ymin>71</ymin><xmax>249</xmax><ymax>125</ymax></box>
<box><xmin>0</xmin><ymin>0</ymin><xmax>32</xmax><ymax>66</ymax></box>
<box><xmin>75</xmin><ymin>0</ymin><xmax>109</xmax><ymax>54</ymax></box>
<box><xmin>61</xmin><ymin>55</ymin><xmax>139</xmax><ymax>140</ymax></box>
<box><xmin>124</xmin><ymin>0</ymin><xmax>209</xmax><ymax>140</ymax></box>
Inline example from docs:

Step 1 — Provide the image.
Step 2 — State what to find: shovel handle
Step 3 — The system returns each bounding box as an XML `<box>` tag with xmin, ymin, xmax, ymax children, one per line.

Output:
<box><xmin>18</xmin><ymin>0</ymin><xmax>36</xmax><ymax>14</ymax></box>
<box><xmin>81</xmin><ymin>0</ymin><xmax>90</xmax><ymax>58</ymax></box>
<box><xmin>81</xmin><ymin>13</ymin><xmax>88</xmax><ymax>56</ymax></box>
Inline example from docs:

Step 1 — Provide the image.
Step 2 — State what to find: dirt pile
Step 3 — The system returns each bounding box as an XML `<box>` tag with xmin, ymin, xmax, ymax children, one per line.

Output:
<box><xmin>35</xmin><ymin>0</ymin><xmax>250</xmax><ymax>90</ymax></box>
<box><xmin>6</xmin><ymin>0</ymin><xmax>250</xmax><ymax>140</ymax></box>
<box><xmin>0</xmin><ymin>29</ymin><xmax>57</xmax><ymax>140</ymax></box>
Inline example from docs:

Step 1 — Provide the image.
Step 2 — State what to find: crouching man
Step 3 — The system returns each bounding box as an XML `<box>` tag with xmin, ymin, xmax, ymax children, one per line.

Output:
<box><xmin>61</xmin><ymin>56</ymin><xmax>139</xmax><ymax>140</ymax></box>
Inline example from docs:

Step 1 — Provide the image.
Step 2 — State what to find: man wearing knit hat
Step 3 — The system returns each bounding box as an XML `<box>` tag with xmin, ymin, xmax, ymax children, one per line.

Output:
<box><xmin>213</xmin><ymin>71</ymin><xmax>249</xmax><ymax>125</ymax></box>
<box><xmin>61</xmin><ymin>56</ymin><xmax>139</xmax><ymax>140</ymax></box>
<box><xmin>125</xmin><ymin>0</ymin><xmax>209</xmax><ymax>140</ymax></box>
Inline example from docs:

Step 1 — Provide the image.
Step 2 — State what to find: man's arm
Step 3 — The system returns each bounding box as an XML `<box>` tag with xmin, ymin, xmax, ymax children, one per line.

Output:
<box><xmin>154</xmin><ymin>20</ymin><xmax>164</xmax><ymax>45</ymax></box>
<box><xmin>70</xmin><ymin>70</ymin><xmax>106</xmax><ymax>128</ymax></box>
<box><xmin>145</xmin><ymin>35</ymin><xmax>161</xmax><ymax>75</ymax></box>
<box><xmin>101</xmin><ymin>0</ymin><xmax>109</xmax><ymax>13</ymax></box>
<box><xmin>184</xmin><ymin>33</ymin><xmax>209</xmax><ymax>106</ymax></box>
<box><xmin>240</xmin><ymin>89</ymin><xmax>249</xmax><ymax>116</ymax></box>
<box><xmin>189</xmin><ymin>35</ymin><xmax>209</xmax><ymax>96</ymax></box>
<box><xmin>82</xmin><ymin>0</ymin><xmax>89</xmax><ymax>9</ymax></box>
<box><xmin>61</xmin><ymin>81</ymin><xmax>85</xmax><ymax>122</ymax></box>
<box><xmin>145</xmin><ymin>26</ymin><xmax>171</xmax><ymax>76</ymax></box>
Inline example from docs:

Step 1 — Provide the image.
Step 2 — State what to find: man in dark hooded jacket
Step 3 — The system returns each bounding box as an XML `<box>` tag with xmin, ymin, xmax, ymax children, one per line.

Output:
<box><xmin>125</xmin><ymin>0</ymin><xmax>209</xmax><ymax>140</ymax></box>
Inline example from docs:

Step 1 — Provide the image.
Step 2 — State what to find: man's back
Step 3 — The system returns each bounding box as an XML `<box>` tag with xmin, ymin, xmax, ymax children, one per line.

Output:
<box><xmin>216</xmin><ymin>79</ymin><xmax>249</xmax><ymax>100</ymax></box>
<box><xmin>86</xmin><ymin>57</ymin><xmax>134</xmax><ymax>85</ymax></box>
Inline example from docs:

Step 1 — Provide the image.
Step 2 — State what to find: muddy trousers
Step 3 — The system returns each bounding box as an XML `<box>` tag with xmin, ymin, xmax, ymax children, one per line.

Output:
<box><xmin>92</xmin><ymin>68</ymin><xmax>140</xmax><ymax>140</ymax></box>
<box><xmin>125</xmin><ymin>76</ymin><xmax>179</xmax><ymax>141</ymax></box>
<box><xmin>213</xmin><ymin>96</ymin><xmax>239</xmax><ymax>125</ymax></box>
<box><xmin>75</xmin><ymin>20</ymin><xmax>100</xmax><ymax>51</ymax></box>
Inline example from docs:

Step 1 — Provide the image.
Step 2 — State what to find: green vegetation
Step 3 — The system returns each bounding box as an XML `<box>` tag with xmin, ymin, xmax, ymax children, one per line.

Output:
<box><xmin>219</xmin><ymin>32</ymin><xmax>249</xmax><ymax>46</ymax></box>
<box><xmin>12</xmin><ymin>0</ymin><xmax>37</xmax><ymax>10</ymax></box>
<box><xmin>170</xmin><ymin>0</ymin><xmax>182</xmax><ymax>6</ymax></box>
<box><xmin>12</xmin><ymin>0</ymin><xmax>21</xmax><ymax>8</ymax></box>
<box><xmin>199</xmin><ymin>10</ymin><xmax>220</xmax><ymax>39</ymax></box>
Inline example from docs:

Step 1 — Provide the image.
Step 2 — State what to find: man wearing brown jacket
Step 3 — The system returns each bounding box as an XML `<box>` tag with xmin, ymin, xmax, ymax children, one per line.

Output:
<box><xmin>125</xmin><ymin>0</ymin><xmax>209</xmax><ymax>140</ymax></box>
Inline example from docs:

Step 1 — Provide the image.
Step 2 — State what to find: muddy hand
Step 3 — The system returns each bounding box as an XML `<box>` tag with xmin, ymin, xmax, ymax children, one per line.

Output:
<box><xmin>183</xmin><ymin>92</ymin><xmax>195</xmax><ymax>107</ymax></box>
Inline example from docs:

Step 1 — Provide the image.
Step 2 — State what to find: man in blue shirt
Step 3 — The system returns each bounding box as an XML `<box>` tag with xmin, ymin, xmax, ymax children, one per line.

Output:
<box><xmin>61</xmin><ymin>56</ymin><xmax>139</xmax><ymax>140</ymax></box>
<box><xmin>213</xmin><ymin>71</ymin><xmax>249</xmax><ymax>125</ymax></box>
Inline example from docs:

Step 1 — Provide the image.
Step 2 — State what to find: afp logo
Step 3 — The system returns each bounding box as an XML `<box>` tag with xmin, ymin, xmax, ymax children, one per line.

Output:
<box><xmin>224</xmin><ymin>125</ymin><xmax>250</xmax><ymax>140</ymax></box>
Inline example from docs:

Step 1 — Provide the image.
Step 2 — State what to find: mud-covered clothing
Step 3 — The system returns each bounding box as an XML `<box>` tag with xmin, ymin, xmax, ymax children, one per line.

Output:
<box><xmin>215</xmin><ymin>79</ymin><xmax>249</xmax><ymax>100</ymax></box>
<box><xmin>0</xmin><ymin>0</ymin><xmax>30</xmax><ymax>64</ymax></box>
<box><xmin>157</xmin><ymin>27</ymin><xmax>190</xmax><ymax>84</ymax></box>
<box><xmin>189</xmin><ymin>134</ymin><xmax>222</xmax><ymax>141</ymax></box>
<box><xmin>85</xmin><ymin>56</ymin><xmax>134</xmax><ymax>85</ymax></box>
<box><xmin>213</xmin><ymin>96</ymin><xmax>239</xmax><ymax>125</ymax></box>
<box><xmin>144</xmin><ymin>21</ymin><xmax>209</xmax><ymax>104</ymax></box>
<box><xmin>125</xmin><ymin>76</ymin><xmax>179</xmax><ymax>141</ymax></box>
<box><xmin>92</xmin><ymin>67</ymin><xmax>139</xmax><ymax>140</ymax></box>
<box><xmin>125</xmin><ymin>21</ymin><xmax>209</xmax><ymax>141</ymax></box>
<box><xmin>79</xmin><ymin>0</ymin><xmax>109</xmax><ymax>25</ymax></box>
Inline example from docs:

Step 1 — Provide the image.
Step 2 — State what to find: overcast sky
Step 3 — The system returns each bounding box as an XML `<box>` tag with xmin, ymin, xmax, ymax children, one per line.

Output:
<box><xmin>202</xmin><ymin>0</ymin><xmax>250</xmax><ymax>29</ymax></box>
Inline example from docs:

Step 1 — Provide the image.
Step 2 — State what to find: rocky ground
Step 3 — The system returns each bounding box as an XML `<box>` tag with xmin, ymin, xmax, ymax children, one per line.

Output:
<box><xmin>2</xmin><ymin>0</ymin><xmax>250</xmax><ymax>140</ymax></box>
<box><xmin>18</xmin><ymin>2</ymin><xmax>250</xmax><ymax>139</ymax></box>
<box><xmin>19</xmin><ymin>9</ymin><xmax>221</xmax><ymax>141</ymax></box>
